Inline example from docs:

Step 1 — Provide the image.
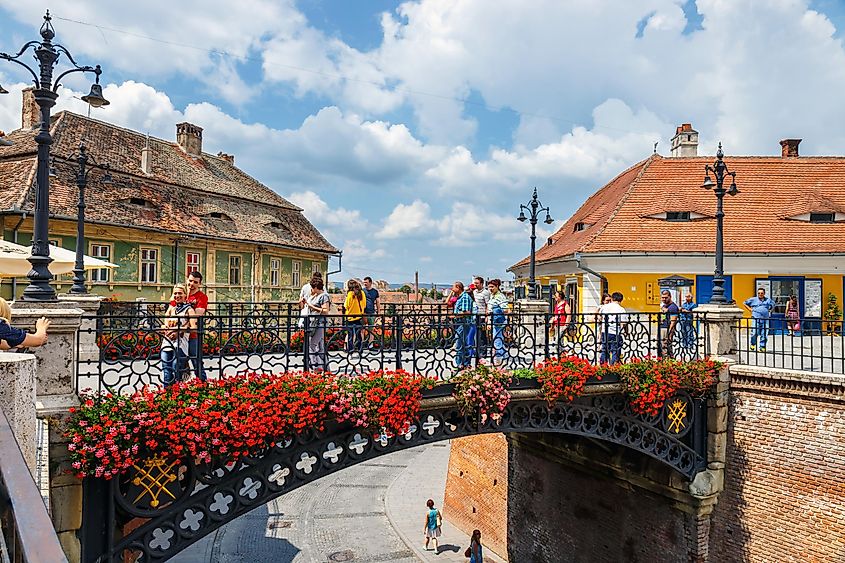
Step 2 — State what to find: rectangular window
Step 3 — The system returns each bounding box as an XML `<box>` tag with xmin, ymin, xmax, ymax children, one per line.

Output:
<box><xmin>270</xmin><ymin>258</ymin><xmax>280</xmax><ymax>287</ymax></box>
<box><xmin>666</xmin><ymin>211</ymin><xmax>691</xmax><ymax>222</ymax></box>
<box><xmin>90</xmin><ymin>243</ymin><xmax>111</xmax><ymax>283</ymax></box>
<box><xmin>49</xmin><ymin>239</ymin><xmax>61</xmax><ymax>247</ymax></box>
<box><xmin>140</xmin><ymin>247</ymin><xmax>158</xmax><ymax>283</ymax></box>
<box><xmin>229</xmin><ymin>255</ymin><xmax>241</xmax><ymax>285</ymax></box>
<box><xmin>186</xmin><ymin>252</ymin><xmax>200</xmax><ymax>278</ymax></box>
<box><xmin>312</xmin><ymin>262</ymin><xmax>321</xmax><ymax>274</ymax></box>
<box><xmin>292</xmin><ymin>260</ymin><xmax>301</xmax><ymax>288</ymax></box>
<box><xmin>810</xmin><ymin>212</ymin><xmax>835</xmax><ymax>223</ymax></box>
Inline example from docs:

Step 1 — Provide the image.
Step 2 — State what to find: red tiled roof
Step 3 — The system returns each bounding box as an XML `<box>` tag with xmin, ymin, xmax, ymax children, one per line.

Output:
<box><xmin>0</xmin><ymin>112</ymin><xmax>338</xmax><ymax>253</ymax></box>
<box><xmin>513</xmin><ymin>153</ymin><xmax>845</xmax><ymax>269</ymax></box>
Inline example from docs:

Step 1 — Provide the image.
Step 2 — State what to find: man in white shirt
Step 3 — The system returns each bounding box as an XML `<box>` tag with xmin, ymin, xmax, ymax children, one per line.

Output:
<box><xmin>299</xmin><ymin>271</ymin><xmax>322</xmax><ymax>327</ymax></box>
<box><xmin>599</xmin><ymin>291</ymin><xmax>627</xmax><ymax>364</ymax></box>
<box><xmin>472</xmin><ymin>276</ymin><xmax>491</xmax><ymax>356</ymax></box>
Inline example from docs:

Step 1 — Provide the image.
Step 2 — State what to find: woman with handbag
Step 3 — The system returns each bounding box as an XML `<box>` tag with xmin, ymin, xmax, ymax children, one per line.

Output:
<box><xmin>465</xmin><ymin>529</ymin><xmax>483</xmax><ymax>562</ymax></box>
<box><xmin>423</xmin><ymin>498</ymin><xmax>442</xmax><ymax>552</ymax></box>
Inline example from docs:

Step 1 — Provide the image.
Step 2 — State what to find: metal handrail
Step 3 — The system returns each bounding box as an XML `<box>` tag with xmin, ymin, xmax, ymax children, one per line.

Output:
<box><xmin>0</xmin><ymin>410</ymin><xmax>67</xmax><ymax>563</ymax></box>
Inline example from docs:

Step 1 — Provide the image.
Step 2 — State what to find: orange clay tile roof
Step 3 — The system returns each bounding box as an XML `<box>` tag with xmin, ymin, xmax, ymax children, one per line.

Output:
<box><xmin>0</xmin><ymin>112</ymin><xmax>338</xmax><ymax>254</ymax></box>
<box><xmin>513</xmin><ymin>153</ymin><xmax>845</xmax><ymax>269</ymax></box>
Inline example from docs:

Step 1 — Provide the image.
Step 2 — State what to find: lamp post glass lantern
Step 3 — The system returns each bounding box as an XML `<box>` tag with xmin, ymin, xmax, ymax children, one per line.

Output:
<box><xmin>0</xmin><ymin>11</ymin><xmax>109</xmax><ymax>301</ymax></box>
<box><xmin>517</xmin><ymin>187</ymin><xmax>554</xmax><ymax>299</ymax></box>
<box><xmin>701</xmin><ymin>143</ymin><xmax>739</xmax><ymax>304</ymax></box>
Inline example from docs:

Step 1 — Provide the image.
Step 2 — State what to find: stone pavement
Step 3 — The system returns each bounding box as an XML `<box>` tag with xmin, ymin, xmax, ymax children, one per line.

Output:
<box><xmin>386</xmin><ymin>442</ymin><xmax>507</xmax><ymax>563</ymax></box>
<box><xmin>170</xmin><ymin>441</ymin><xmax>506</xmax><ymax>562</ymax></box>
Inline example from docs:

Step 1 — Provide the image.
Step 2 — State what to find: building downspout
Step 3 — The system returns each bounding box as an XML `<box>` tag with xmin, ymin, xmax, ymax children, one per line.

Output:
<box><xmin>326</xmin><ymin>251</ymin><xmax>342</xmax><ymax>289</ymax></box>
<box><xmin>574</xmin><ymin>252</ymin><xmax>608</xmax><ymax>295</ymax></box>
<box><xmin>11</xmin><ymin>213</ymin><xmax>27</xmax><ymax>298</ymax></box>
<box><xmin>172</xmin><ymin>238</ymin><xmax>179</xmax><ymax>286</ymax></box>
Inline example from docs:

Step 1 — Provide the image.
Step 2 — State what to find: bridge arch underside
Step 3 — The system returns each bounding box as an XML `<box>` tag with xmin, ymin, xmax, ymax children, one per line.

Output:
<box><xmin>86</xmin><ymin>393</ymin><xmax>707</xmax><ymax>562</ymax></box>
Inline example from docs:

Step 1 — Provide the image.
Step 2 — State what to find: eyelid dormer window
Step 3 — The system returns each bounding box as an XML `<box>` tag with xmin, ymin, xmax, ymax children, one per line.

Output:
<box><xmin>810</xmin><ymin>212</ymin><xmax>835</xmax><ymax>223</ymax></box>
<box><xmin>666</xmin><ymin>211</ymin><xmax>691</xmax><ymax>222</ymax></box>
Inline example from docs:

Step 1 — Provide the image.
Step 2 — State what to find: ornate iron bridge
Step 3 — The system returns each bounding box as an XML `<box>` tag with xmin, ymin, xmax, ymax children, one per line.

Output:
<box><xmin>79</xmin><ymin>305</ymin><xmax>709</xmax><ymax>394</ymax></box>
<box><xmin>80</xmin><ymin>384</ymin><xmax>708</xmax><ymax>563</ymax></box>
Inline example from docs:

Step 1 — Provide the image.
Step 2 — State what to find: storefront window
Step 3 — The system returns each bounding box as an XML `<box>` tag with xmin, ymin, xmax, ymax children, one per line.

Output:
<box><xmin>770</xmin><ymin>278</ymin><xmax>801</xmax><ymax>314</ymax></box>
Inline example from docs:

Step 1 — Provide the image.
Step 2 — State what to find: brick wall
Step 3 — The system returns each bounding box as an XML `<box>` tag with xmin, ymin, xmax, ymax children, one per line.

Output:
<box><xmin>443</xmin><ymin>435</ymin><xmax>508</xmax><ymax>560</ymax></box>
<box><xmin>506</xmin><ymin>433</ymin><xmax>702</xmax><ymax>563</ymax></box>
<box><xmin>709</xmin><ymin>367</ymin><xmax>845</xmax><ymax>562</ymax></box>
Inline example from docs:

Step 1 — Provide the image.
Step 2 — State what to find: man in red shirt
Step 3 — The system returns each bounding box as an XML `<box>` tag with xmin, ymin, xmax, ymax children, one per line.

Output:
<box><xmin>185</xmin><ymin>271</ymin><xmax>209</xmax><ymax>381</ymax></box>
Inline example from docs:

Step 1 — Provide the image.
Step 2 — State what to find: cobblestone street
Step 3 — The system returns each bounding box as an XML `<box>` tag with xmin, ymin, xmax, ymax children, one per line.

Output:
<box><xmin>170</xmin><ymin>442</ymin><xmax>506</xmax><ymax>563</ymax></box>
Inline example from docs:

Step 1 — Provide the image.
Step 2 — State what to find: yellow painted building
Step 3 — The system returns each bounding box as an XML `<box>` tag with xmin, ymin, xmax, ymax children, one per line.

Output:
<box><xmin>511</xmin><ymin>127</ymin><xmax>845</xmax><ymax>326</ymax></box>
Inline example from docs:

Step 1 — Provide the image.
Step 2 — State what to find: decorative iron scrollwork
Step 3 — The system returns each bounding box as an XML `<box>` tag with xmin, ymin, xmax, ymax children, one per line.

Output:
<box><xmin>92</xmin><ymin>393</ymin><xmax>707</xmax><ymax>562</ymax></box>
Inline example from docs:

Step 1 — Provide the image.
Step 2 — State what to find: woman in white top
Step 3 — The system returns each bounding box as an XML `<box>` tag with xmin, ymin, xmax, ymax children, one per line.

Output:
<box><xmin>303</xmin><ymin>278</ymin><xmax>331</xmax><ymax>371</ymax></box>
<box><xmin>161</xmin><ymin>284</ymin><xmax>196</xmax><ymax>387</ymax></box>
<box><xmin>299</xmin><ymin>272</ymin><xmax>323</xmax><ymax>327</ymax></box>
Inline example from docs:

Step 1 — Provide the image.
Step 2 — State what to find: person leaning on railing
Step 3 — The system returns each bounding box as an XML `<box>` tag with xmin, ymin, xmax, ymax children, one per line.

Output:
<box><xmin>0</xmin><ymin>298</ymin><xmax>50</xmax><ymax>350</ymax></box>
<box><xmin>452</xmin><ymin>281</ymin><xmax>474</xmax><ymax>369</ymax></box>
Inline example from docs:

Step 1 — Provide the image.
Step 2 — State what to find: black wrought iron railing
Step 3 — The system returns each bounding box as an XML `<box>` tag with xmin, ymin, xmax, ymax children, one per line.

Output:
<box><xmin>77</xmin><ymin>309</ymin><xmax>709</xmax><ymax>395</ymax></box>
<box><xmin>736</xmin><ymin>316</ymin><xmax>845</xmax><ymax>373</ymax></box>
<box><xmin>0</xmin><ymin>411</ymin><xmax>67</xmax><ymax>563</ymax></box>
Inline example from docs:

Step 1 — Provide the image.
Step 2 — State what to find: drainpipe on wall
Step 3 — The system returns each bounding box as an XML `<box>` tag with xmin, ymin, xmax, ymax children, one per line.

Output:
<box><xmin>326</xmin><ymin>251</ymin><xmax>343</xmax><ymax>289</ymax></box>
<box><xmin>574</xmin><ymin>252</ymin><xmax>608</xmax><ymax>296</ymax></box>
<box><xmin>172</xmin><ymin>238</ymin><xmax>179</xmax><ymax>286</ymax></box>
<box><xmin>11</xmin><ymin>213</ymin><xmax>27</xmax><ymax>299</ymax></box>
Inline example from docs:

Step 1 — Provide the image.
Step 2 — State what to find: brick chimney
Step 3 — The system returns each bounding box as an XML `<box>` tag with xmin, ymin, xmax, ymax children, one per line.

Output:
<box><xmin>780</xmin><ymin>138</ymin><xmax>801</xmax><ymax>158</ymax></box>
<box><xmin>670</xmin><ymin>123</ymin><xmax>698</xmax><ymax>157</ymax></box>
<box><xmin>21</xmin><ymin>87</ymin><xmax>39</xmax><ymax>130</ymax></box>
<box><xmin>217</xmin><ymin>151</ymin><xmax>234</xmax><ymax>165</ymax></box>
<box><xmin>176</xmin><ymin>122</ymin><xmax>203</xmax><ymax>156</ymax></box>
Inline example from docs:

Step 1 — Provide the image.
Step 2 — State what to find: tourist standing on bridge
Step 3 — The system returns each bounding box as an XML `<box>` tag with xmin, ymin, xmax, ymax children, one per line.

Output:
<box><xmin>679</xmin><ymin>293</ymin><xmax>698</xmax><ymax>349</ymax></box>
<box><xmin>160</xmin><ymin>284</ymin><xmax>195</xmax><ymax>387</ymax></box>
<box><xmin>659</xmin><ymin>290</ymin><xmax>679</xmax><ymax>358</ymax></box>
<box><xmin>185</xmin><ymin>271</ymin><xmax>208</xmax><ymax>382</ymax></box>
<box><xmin>299</xmin><ymin>271</ymin><xmax>322</xmax><ymax>328</ymax></box>
<box><xmin>344</xmin><ymin>279</ymin><xmax>366</xmax><ymax>353</ymax></box>
<box><xmin>423</xmin><ymin>498</ymin><xmax>442</xmax><ymax>552</ymax></box>
<box><xmin>363</xmin><ymin>276</ymin><xmax>380</xmax><ymax>347</ymax></box>
<box><xmin>744</xmin><ymin>287</ymin><xmax>775</xmax><ymax>351</ymax></box>
<box><xmin>599</xmin><ymin>292</ymin><xmax>627</xmax><ymax>364</ymax></box>
<box><xmin>471</xmin><ymin>276</ymin><xmax>490</xmax><ymax>357</ymax></box>
<box><xmin>488</xmin><ymin>279</ymin><xmax>509</xmax><ymax>364</ymax></box>
<box><xmin>453</xmin><ymin>281</ymin><xmax>474</xmax><ymax>368</ymax></box>
<box><xmin>304</xmin><ymin>278</ymin><xmax>331</xmax><ymax>371</ymax></box>
<box><xmin>550</xmin><ymin>290</ymin><xmax>572</xmax><ymax>346</ymax></box>
<box><xmin>0</xmin><ymin>298</ymin><xmax>50</xmax><ymax>350</ymax></box>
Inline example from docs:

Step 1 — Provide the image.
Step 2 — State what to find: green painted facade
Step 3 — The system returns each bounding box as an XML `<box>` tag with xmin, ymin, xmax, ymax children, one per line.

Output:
<box><xmin>1</xmin><ymin>224</ymin><xmax>329</xmax><ymax>302</ymax></box>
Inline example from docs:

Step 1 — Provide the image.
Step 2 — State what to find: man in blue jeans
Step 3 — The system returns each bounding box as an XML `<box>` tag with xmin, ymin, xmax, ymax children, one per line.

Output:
<box><xmin>185</xmin><ymin>271</ymin><xmax>208</xmax><ymax>381</ymax></box>
<box><xmin>452</xmin><ymin>281</ymin><xmax>473</xmax><ymax>369</ymax></box>
<box><xmin>744</xmin><ymin>288</ymin><xmax>775</xmax><ymax>351</ymax></box>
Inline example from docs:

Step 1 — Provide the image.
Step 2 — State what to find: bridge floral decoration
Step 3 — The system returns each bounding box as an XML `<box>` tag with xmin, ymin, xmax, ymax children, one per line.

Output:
<box><xmin>65</xmin><ymin>357</ymin><xmax>720</xmax><ymax>480</ymax></box>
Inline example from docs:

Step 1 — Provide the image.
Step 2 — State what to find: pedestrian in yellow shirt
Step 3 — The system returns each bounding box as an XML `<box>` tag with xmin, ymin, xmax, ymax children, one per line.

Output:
<box><xmin>344</xmin><ymin>279</ymin><xmax>367</xmax><ymax>353</ymax></box>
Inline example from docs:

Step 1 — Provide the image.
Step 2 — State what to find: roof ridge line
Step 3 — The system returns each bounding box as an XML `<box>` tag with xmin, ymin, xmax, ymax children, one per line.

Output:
<box><xmin>578</xmin><ymin>154</ymin><xmax>657</xmax><ymax>253</ymax></box>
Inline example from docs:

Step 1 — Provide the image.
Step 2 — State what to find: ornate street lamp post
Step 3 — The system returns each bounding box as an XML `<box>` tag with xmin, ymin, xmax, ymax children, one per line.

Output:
<box><xmin>51</xmin><ymin>141</ymin><xmax>111</xmax><ymax>294</ymax></box>
<box><xmin>0</xmin><ymin>11</ymin><xmax>109</xmax><ymax>301</ymax></box>
<box><xmin>517</xmin><ymin>187</ymin><xmax>554</xmax><ymax>299</ymax></box>
<box><xmin>701</xmin><ymin>143</ymin><xmax>739</xmax><ymax>304</ymax></box>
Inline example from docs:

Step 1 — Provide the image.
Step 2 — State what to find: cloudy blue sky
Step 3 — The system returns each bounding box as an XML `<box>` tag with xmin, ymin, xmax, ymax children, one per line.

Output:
<box><xmin>2</xmin><ymin>0</ymin><xmax>845</xmax><ymax>284</ymax></box>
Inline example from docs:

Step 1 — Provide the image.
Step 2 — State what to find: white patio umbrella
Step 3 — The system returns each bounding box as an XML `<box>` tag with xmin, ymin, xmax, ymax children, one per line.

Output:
<box><xmin>0</xmin><ymin>240</ymin><xmax>118</xmax><ymax>278</ymax></box>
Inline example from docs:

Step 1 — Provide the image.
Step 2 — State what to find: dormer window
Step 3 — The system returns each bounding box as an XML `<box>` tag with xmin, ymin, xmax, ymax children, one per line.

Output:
<box><xmin>810</xmin><ymin>212</ymin><xmax>835</xmax><ymax>224</ymax></box>
<box><xmin>574</xmin><ymin>222</ymin><xmax>589</xmax><ymax>232</ymax></box>
<box><xmin>129</xmin><ymin>197</ymin><xmax>148</xmax><ymax>207</ymax></box>
<box><xmin>666</xmin><ymin>211</ymin><xmax>691</xmax><ymax>222</ymax></box>
<box><xmin>204</xmin><ymin>211</ymin><xmax>233</xmax><ymax>221</ymax></box>
<box><xmin>268</xmin><ymin>221</ymin><xmax>284</xmax><ymax>229</ymax></box>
